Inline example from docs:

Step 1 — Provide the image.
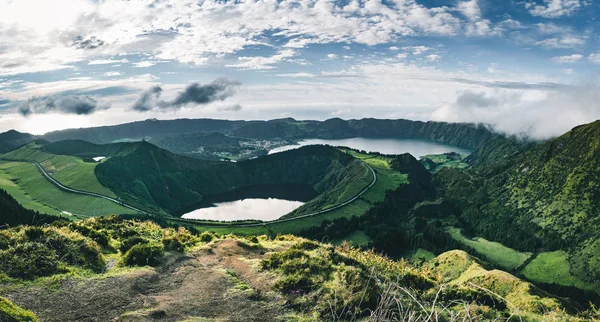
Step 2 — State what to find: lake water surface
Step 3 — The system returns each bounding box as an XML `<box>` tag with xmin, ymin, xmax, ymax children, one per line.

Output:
<box><xmin>181</xmin><ymin>198</ymin><xmax>304</xmax><ymax>221</ymax></box>
<box><xmin>269</xmin><ymin>138</ymin><xmax>472</xmax><ymax>158</ymax></box>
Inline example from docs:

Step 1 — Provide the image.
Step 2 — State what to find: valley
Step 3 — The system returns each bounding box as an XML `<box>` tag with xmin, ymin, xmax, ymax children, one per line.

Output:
<box><xmin>1</xmin><ymin>117</ymin><xmax>600</xmax><ymax>321</ymax></box>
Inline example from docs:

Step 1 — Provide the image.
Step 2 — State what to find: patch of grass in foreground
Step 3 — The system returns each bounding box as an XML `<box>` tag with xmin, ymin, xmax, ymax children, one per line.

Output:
<box><xmin>520</xmin><ymin>251</ymin><xmax>592</xmax><ymax>291</ymax></box>
<box><xmin>446</xmin><ymin>226</ymin><xmax>532</xmax><ymax>271</ymax></box>
<box><xmin>0</xmin><ymin>161</ymin><xmax>138</xmax><ymax>218</ymax></box>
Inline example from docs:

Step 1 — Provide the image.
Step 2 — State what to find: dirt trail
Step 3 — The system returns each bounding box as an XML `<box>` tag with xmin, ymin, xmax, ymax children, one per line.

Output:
<box><xmin>2</xmin><ymin>240</ymin><xmax>288</xmax><ymax>322</ymax></box>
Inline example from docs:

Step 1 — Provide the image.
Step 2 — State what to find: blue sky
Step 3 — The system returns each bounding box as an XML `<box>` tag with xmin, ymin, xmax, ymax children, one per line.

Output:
<box><xmin>0</xmin><ymin>0</ymin><xmax>598</xmax><ymax>138</ymax></box>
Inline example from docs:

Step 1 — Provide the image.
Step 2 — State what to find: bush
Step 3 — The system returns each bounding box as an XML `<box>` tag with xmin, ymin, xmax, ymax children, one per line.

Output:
<box><xmin>119</xmin><ymin>236</ymin><xmax>149</xmax><ymax>254</ymax></box>
<box><xmin>0</xmin><ymin>242</ymin><xmax>62</xmax><ymax>279</ymax></box>
<box><xmin>123</xmin><ymin>243</ymin><xmax>164</xmax><ymax>267</ymax></box>
<box><xmin>0</xmin><ymin>297</ymin><xmax>38</xmax><ymax>322</ymax></box>
<box><xmin>162</xmin><ymin>236</ymin><xmax>185</xmax><ymax>252</ymax></box>
<box><xmin>199</xmin><ymin>232</ymin><xmax>214</xmax><ymax>243</ymax></box>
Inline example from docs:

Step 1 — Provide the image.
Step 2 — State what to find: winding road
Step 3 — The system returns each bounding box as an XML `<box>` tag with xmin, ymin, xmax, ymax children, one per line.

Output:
<box><xmin>0</xmin><ymin>158</ymin><xmax>150</xmax><ymax>216</ymax></box>
<box><xmin>2</xmin><ymin>157</ymin><xmax>376</xmax><ymax>228</ymax></box>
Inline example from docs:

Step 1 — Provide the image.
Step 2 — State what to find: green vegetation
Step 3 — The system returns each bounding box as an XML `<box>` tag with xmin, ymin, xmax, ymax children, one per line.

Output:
<box><xmin>446</xmin><ymin>227</ymin><xmax>532</xmax><ymax>271</ymax></box>
<box><xmin>2</xmin><ymin>142</ymin><xmax>116</xmax><ymax>196</ymax></box>
<box><xmin>0</xmin><ymin>161</ymin><xmax>138</xmax><ymax>218</ymax></box>
<box><xmin>520</xmin><ymin>251</ymin><xmax>591</xmax><ymax>291</ymax></box>
<box><xmin>420</xmin><ymin>152</ymin><xmax>470</xmax><ymax>172</ymax></box>
<box><xmin>0</xmin><ymin>216</ymin><xmax>595</xmax><ymax>321</ymax></box>
<box><xmin>333</xmin><ymin>230</ymin><xmax>371</xmax><ymax>247</ymax></box>
<box><xmin>0</xmin><ymin>297</ymin><xmax>38</xmax><ymax>322</ymax></box>
<box><xmin>344</xmin><ymin>150</ymin><xmax>408</xmax><ymax>203</ymax></box>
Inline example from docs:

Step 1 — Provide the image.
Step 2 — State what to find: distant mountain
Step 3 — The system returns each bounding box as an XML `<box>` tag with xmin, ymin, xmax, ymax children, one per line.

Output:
<box><xmin>42</xmin><ymin>117</ymin><xmax>501</xmax><ymax>150</ymax></box>
<box><xmin>0</xmin><ymin>130</ymin><xmax>36</xmax><ymax>154</ymax></box>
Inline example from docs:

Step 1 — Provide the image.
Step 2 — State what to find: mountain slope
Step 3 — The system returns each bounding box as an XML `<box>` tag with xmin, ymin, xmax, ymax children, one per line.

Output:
<box><xmin>434</xmin><ymin>120</ymin><xmax>600</xmax><ymax>291</ymax></box>
<box><xmin>0</xmin><ymin>130</ymin><xmax>36</xmax><ymax>154</ymax></box>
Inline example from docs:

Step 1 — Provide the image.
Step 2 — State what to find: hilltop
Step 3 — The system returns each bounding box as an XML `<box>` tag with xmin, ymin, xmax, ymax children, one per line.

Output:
<box><xmin>0</xmin><ymin>130</ymin><xmax>36</xmax><ymax>154</ymax></box>
<box><xmin>1</xmin><ymin>216</ymin><xmax>594</xmax><ymax>322</ymax></box>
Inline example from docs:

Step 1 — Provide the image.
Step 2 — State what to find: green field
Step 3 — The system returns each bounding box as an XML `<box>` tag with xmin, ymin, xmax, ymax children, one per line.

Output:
<box><xmin>447</xmin><ymin>227</ymin><xmax>532</xmax><ymax>270</ymax></box>
<box><xmin>344</xmin><ymin>150</ymin><xmax>408</xmax><ymax>203</ymax></box>
<box><xmin>333</xmin><ymin>230</ymin><xmax>371</xmax><ymax>247</ymax></box>
<box><xmin>404</xmin><ymin>248</ymin><xmax>436</xmax><ymax>263</ymax></box>
<box><xmin>420</xmin><ymin>153</ymin><xmax>470</xmax><ymax>172</ymax></box>
<box><xmin>0</xmin><ymin>161</ymin><xmax>138</xmax><ymax>218</ymax></box>
<box><xmin>2</xmin><ymin>143</ymin><xmax>116</xmax><ymax>197</ymax></box>
<box><xmin>519</xmin><ymin>251</ymin><xmax>593</xmax><ymax>291</ymax></box>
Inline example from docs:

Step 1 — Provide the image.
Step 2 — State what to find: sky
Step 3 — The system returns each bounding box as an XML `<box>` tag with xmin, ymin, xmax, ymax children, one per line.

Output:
<box><xmin>0</xmin><ymin>0</ymin><xmax>598</xmax><ymax>139</ymax></box>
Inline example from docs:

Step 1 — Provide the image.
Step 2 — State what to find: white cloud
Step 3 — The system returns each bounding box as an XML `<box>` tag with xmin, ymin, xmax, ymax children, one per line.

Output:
<box><xmin>226</xmin><ymin>49</ymin><xmax>296</xmax><ymax>70</ymax></box>
<box><xmin>431</xmin><ymin>87</ymin><xmax>600</xmax><ymax>139</ymax></box>
<box><xmin>525</xmin><ymin>0</ymin><xmax>582</xmax><ymax>18</ymax></box>
<box><xmin>552</xmin><ymin>54</ymin><xmax>583</xmax><ymax>63</ymax></box>
<box><xmin>103</xmin><ymin>71</ymin><xmax>122</xmax><ymax>76</ymax></box>
<box><xmin>275</xmin><ymin>73</ymin><xmax>316</xmax><ymax>78</ymax></box>
<box><xmin>389</xmin><ymin>46</ymin><xmax>400</xmax><ymax>51</ymax></box>
<box><xmin>132</xmin><ymin>61</ymin><xmax>157</xmax><ymax>68</ymax></box>
<box><xmin>535</xmin><ymin>35</ymin><xmax>586</xmax><ymax>48</ymax></box>
<box><xmin>426</xmin><ymin>54</ymin><xmax>441</xmax><ymax>62</ymax></box>
<box><xmin>589</xmin><ymin>53</ymin><xmax>600</xmax><ymax>64</ymax></box>
<box><xmin>406</xmin><ymin>46</ymin><xmax>431</xmax><ymax>55</ymax></box>
<box><xmin>327</xmin><ymin>54</ymin><xmax>338</xmax><ymax>60</ymax></box>
<box><xmin>0</xmin><ymin>0</ymin><xmax>501</xmax><ymax>75</ymax></box>
<box><xmin>88</xmin><ymin>59</ymin><xmax>129</xmax><ymax>65</ymax></box>
<box><xmin>396</xmin><ymin>53</ymin><xmax>409</xmax><ymax>59</ymax></box>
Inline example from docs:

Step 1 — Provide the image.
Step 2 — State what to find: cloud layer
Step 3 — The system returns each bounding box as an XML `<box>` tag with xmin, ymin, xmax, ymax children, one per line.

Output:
<box><xmin>19</xmin><ymin>95</ymin><xmax>110</xmax><ymax>116</ymax></box>
<box><xmin>132</xmin><ymin>78</ymin><xmax>241</xmax><ymax>112</ymax></box>
<box><xmin>432</xmin><ymin>86</ymin><xmax>600</xmax><ymax>139</ymax></box>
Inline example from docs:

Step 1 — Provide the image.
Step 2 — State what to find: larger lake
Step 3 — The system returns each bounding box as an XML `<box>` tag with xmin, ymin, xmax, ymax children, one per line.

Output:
<box><xmin>269</xmin><ymin>138</ymin><xmax>472</xmax><ymax>158</ymax></box>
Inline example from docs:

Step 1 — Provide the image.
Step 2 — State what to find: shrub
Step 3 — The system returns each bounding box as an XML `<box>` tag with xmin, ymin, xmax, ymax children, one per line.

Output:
<box><xmin>162</xmin><ymin>236</ymin><xmax>185</xmax><ymax>252</ymax></box>
<box><xmin>290</xmin><ymin>240</ymin><xmax>320</xmax><ymax>251</ymax></box>
<box><xmin>0</xmin><ymin>297</ymin><xmax>38</xmax><ymax>322</ymax></box>
<box><xmin>123</xmin><ymin>243</ymin><xmax>164</xmax><ymax>267</ymax></box>
<box><xmin>119</xmin><ymin>236</ymin><xmax>148</xmax><ymax>254</ymax></box>
<box><xmin>0</xmin><ymin>242</ymin><xmax>62</xmax><ymax>279</ymax></box>
<box><xmin>199</xmin><ymin>232</ymin><xmax>215</xmax><ymax>243</ymax></box>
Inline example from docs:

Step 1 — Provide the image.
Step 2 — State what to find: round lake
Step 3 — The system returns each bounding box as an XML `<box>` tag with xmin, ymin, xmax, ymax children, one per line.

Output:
<box><xmin>181</xmin><ymin>198</ymin><xmax>304</xmax><ymax>221</ymax></box>
<box><xmin>269</xmin><ymin>138</ymin><xmax>472</xmax><ymax>158</ymax></box>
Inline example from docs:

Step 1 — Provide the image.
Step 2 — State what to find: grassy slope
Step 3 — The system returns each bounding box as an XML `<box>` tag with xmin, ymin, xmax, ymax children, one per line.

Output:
<box><xmin>2</xmin><ymin>143</ymin><xmax>116</xmax><ymax>197</ymax></box>
<box><xmin>0</xmin><ymin>161</ymin><xmax>137</xmax><ymax>218</ymax></box>
<box><xmin>446</xmin><ymin>227</ymin><xmax>532</xmax><ymax>271</ymax></box>
<box><xmin>0</xmin><ymin>218</ymin><xmax>586</xmax><ymax>321</ymax></box>
<box><xmin>520</xmin><ymin>251</ymin><xmax>592</xmax><ymax>291</ymax></box>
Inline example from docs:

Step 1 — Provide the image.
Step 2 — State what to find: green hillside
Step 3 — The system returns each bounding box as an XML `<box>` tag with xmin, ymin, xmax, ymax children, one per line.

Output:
<box><xmin>0</xmin><ymin>130</ymin><xmax>36</xmax><ymax>154</ymax></box>
<box><xmin>433</xmin><ymin>120</ymin><xmax>600</xmax><ymax>293</ymax></box>
<box><xmin>2</xmin><ymin>141</ymin><xmax>118</xmax><ymax>197</ymax></box>
<box><xmin>0</xmin><ymin>216</ymin><xmax>593</xmax><ymax>321</ymax></box>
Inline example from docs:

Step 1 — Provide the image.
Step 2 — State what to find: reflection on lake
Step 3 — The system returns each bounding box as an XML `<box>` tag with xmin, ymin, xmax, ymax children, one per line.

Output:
<box><xmin>181</xmin><ymin>198</ymin><xmax>304</xmax><ymax>221</ymax></box>
<box><xmin>269</xmin><ymin>138</ymin><xmax>472</xmax><ymax>158</ymax></box>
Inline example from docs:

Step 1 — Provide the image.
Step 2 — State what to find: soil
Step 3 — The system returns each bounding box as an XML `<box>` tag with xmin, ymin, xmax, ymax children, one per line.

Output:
<box><xmin>1</xmin><ymin>239</ymin><xmax>289</xmax><ymax>322</ymax></box>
